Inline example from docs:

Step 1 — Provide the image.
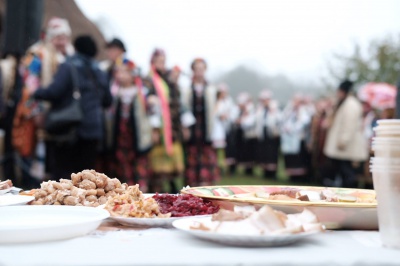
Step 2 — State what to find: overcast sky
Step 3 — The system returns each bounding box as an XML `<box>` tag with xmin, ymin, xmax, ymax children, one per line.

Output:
<box><xmin>76</xmin><ymin>0</ymin><xmax>400</xmax><ymax>85</ymax></box>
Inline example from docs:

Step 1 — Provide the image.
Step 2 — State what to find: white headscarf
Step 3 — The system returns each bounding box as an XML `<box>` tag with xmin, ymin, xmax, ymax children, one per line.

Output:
<box><xmin>46</xmin><ymin>17</ymin><xmax>71</xmax><ymax>41</ymax></box>
<box><xmin>237</xmin><ymin>92</ymin><xmax>250</xmax><ymax>105</ymax></box>
<box><xmin>259</xmin><ymin>89</ymin><xmax>273</xmax><ymax>100</ymax></box>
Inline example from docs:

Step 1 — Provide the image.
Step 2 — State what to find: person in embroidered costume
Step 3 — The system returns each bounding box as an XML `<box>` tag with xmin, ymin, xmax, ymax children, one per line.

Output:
<box><xmin>255</xmin><ymin>90</ymin><xmax>282</xmax><ymax>179</ymax></box>
<box><xmin>97</xmin><ymin>38</ymin><xmax>128</xmax><ymax>176</ymax></box>
<box><xmin>102</xmin><ymin>38</ymin><xmax>127</xmax><ymax>86</ymax></box>
<box><xmin>280</xmin><ymin>95</ymin><xmax>311</xmax><ymax>182</ymax></box>
<box><xmin>12</xmin><ymin>17</ymin><xmax>74</xmax><ymax>186</ymax></box>
<box><xmin>233</xmin><ymin>92</ymin><xmax>258</xmax><ymax>176</ymax></box>
<box><xmin>181</xmin><ymin>58</ymin><xmax>220</xmax><ymax>187</ymax></box>
<box><xmin>147</xmin><ymin>49</ymin><xmax>192</xmax><ymax>193</ymax></box>
<box><xmin>109</xmin><ymin>58</ymin><xmax>152</xmax><ymax>192</ymax></box>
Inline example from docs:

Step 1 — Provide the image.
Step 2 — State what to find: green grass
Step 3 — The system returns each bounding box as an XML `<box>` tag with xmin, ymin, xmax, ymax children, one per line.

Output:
<box><xmin>215</xmin><ymin>148</ymin><xmax>292</xmax><ymax>186</ymax></box>
<box><xmin>165</xmin><ymin>168</ymin><xmax>310</xmax><ymax>193</ymax></box>
<box><xmin>218</xmin><ymin>171</ymin><xmax>285</xmax><ymax>186</ymax></box>
<box><xmin>162</xmin><ymin>149</ymin><xmax>372</xmax><ymax>192</ymax></box>
<box><xmin>163</xmin><ymin>150</ymin><xmax>312</xmax><ymax>192</ymax></box>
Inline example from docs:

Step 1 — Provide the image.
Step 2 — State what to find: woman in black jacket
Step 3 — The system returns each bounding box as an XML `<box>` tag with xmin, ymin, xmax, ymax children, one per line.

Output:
<box><xmin>34</xmin><ymin>35</ymin><xmax>112</xmax><ymax>179</ymax></box>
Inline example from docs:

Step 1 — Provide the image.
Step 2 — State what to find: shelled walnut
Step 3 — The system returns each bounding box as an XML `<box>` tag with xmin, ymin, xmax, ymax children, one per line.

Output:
<box><xmin>30</xmin><ymin>169</ymin><xmax>128</xmax><ymax>207</ymax></box>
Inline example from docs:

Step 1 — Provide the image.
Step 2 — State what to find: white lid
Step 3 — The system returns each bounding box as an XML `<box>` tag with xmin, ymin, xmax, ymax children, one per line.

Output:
<box><xmin>370</xmin><ymin>167</ymin><xmax>400</xmax><ymax>173</ymax></box>
<box><xmin>373</xmin><ymin>127</ymin><xmax>400</xmax><ymax>133</ymax></box>
<box><xmin>370</xmin><ymin>157</ymin><xmax>400</xmax><ymax>164</ymax></box>
<box><xmin>377</xmin><ymin>119</ymin><xmax>400</xmax><ymax>125</ymax></box>
<box><xmin>372</xmin><ymin>137</ymin><xmax>400</xmax><ymax>141</ymax></box>
<box><xmin>372</xmin><ymin>144</ymin><xmax>400</xmax><ymax>149</ymax></box>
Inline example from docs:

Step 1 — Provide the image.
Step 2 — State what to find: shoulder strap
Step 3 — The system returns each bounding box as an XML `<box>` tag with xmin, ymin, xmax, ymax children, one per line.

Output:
<box><xmin>68</xmin><ymin>62</ymin><xmax>80</xmax><ymax>100</ymax></box>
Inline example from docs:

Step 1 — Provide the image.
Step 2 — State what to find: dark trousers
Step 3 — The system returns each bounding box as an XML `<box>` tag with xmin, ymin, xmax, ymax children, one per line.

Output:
<box><xmin>52</xmin><ymin>139</ymin><xmax>98</xmax><ymax>180</ymax></box>
<box><xmin>331</xmin><ymin>159</ymin><xmax>358</xmax><ymax>188</ymax></box>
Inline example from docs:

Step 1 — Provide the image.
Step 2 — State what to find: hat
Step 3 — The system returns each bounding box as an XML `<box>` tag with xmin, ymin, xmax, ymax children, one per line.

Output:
<box><xmin>106</xmin><ymin>38</ymin><xmax>126</xmax><ymax>52</ymax></box>
<box><xmin>46</xmin><ymin>17</ymin><xmax>71</xmax><ymax>41</ymax></box>
<box><xmin>338</xmin><ymin>80</ymin><xmax>353</xmax><ymax>93</ymax></box>
<box><xmin>74</xmin><ymin>35</ymin><xmax>97</xmax><ymax>58</ymax></box>
<box><xmin>259</xmin><ymin>90</ymin><xmax>272</xmax><ymax>100</ymax></box>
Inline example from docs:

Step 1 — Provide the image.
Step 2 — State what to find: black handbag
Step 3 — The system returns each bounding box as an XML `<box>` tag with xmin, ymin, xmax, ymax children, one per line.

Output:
<box><xmin>45</xmin><ymin>62</ymin><xmax>83</xmax><ymax>137</ymax></box>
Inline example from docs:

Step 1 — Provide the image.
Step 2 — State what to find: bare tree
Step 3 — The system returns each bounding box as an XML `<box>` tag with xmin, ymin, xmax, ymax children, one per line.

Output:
<box><xmin>323</xmin><ymin>35</ymin><xmax>400</xmax><ymax>90</ymax></box>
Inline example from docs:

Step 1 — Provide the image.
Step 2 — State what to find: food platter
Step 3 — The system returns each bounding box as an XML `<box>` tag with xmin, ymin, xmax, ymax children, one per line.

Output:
<box><xmin>181</xmin><ymin>185</ymin><xmax>378</xmax><ymax>229</ymax></box>
<box><xmin>106</xmin><ymin>189</ymin><xmax>218</xmax><ymax>227</ymax></box>
<box><xmin>173</xmin><ymin>216</ymin><xmax>319</xmax><ymax>247</ymax></box>
<box><xmin>110</xmin><ymin>191</ymin><xmax>213</xmax><ymax>227</ymax></box>
<box><xmin>0</xmin><ymin>205</ymin><xmax>109</xmax><ymax>244</ymax></box>
<box><xmin>0</xmin><ymin>195</ymin><xmax>35</xmax><ymax>207</ymax></box>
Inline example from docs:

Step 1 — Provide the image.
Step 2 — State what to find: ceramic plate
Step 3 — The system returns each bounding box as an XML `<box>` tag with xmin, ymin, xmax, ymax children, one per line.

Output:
<box><xmin>0</xmin><ymin>205</ymin><xmax>109</xmax><ymax>244</ymax></box>
<box><xmin>110</xmin><ymin>216</ymin><xmax>183</xmax><ymax>227</ymax></box>
<box><xmin>108</xmin><ymin>193</ymin><xmax>211</xmax><ymax>227</ymax></box>
<box><xmin>181</xmin><ymin>185</ymin><xmax>377</xmax><ymax>230</ymax></box>
<box><xmin>173</xmin><ymin>217</ymin><xmax>319</xmax><ymax>247</ymax></box>
<box><xmin>107</xmin><ymin>192</ymin><xmax>176</xmax><ymax>227</ymax></box>
<box><xmin>0</xmin><ymin>195</ymin><xmax>34</xmax><ymax>206</ymax></box>
<box><xmin>0</xmin><ymin>188</ymin><xmax>12</xmax><ymax>195</ymax></box>
<box><xmin>110</xmin><ymin>214</ymin><xmax>211</xmax><ymax>228</ymax></box>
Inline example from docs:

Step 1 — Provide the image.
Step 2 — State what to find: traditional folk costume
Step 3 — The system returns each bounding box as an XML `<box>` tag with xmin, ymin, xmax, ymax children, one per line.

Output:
<box><xmin>148</xmin><ymin>67</ymin><xmax>187</xmax><ymax>192</ymax></box>
<box><xmin>280</xmin><ymin>103</ymin><xmax>311</xmax><ymax>181</ymax></box>
<box><xmin>211</xmin><ymin>93</ymin><xmax>235</xmax><ymax>149</ymax></box>
<box><xmin>256</xmin><ymin>94</ymin><xmax>282</xmax><ymax>178</ymax></box>
<box><xmin>0</xmin><ymin>56</ymin><xmax>19</xmax><ymax>182</ymax></box>
<box><xmin>110</xmin><ymin>75</ymin><xmax>152</xmax><ymax>191</ymax></box>
<box><xmin>224</xmin><ymin>101</ymin><xmax>241</xmax><ymax>174</ymax></box>
<box><xmin>12</xmin><ymin>18</ymin><xmax>74</xmax><ymax>185</ymax></box>
<box><xmin>233</xmin><ymin>93</ymin><xmax>258</xmax><ymax>175</ymax></box>
<box><xmin>240</xmin><ymin>104</ymin><xmax>258</xmax><ymax>175</ymax></box>
<box><xmin>97</xmin><ymin>55</ymin><xmax>129</xmax><ymax>175</ymax></box>
<box><xmin>309</xmin><ymin>107</ymin><xmax>331</xmax><ymax>183</ymax></box>
<box><xmin>181</xmin><ymin>82</ymin><xmax>220</xmax><ymax>186</ymax></box>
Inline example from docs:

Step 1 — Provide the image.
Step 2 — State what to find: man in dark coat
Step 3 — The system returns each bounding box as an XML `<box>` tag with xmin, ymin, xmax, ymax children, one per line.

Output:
<box><xmin>34</xmin><ymin>35</ymin><xmax>112</xmax><ymax>179</ymax></box>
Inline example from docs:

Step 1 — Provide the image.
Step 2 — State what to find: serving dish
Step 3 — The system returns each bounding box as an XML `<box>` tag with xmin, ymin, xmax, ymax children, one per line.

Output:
<box><xmin>173</xmin><ymin>217</ymin><xmax>319</xmax><ymax>247</ymax></box>
<box><xmin>0</xmin><ymin>195</ymin><xmax>35</xmax><ymax>207</ymax></box>
<box><xmin>110</xmin><ymin>215</ymin><xmax>209</xmax><ymax>227</ymax></box>
<box><xmin>181</xmin><ymin>185</ymin><xmax>377</xmax><ymax>229</ymax></box>
<box><xmin>0</xmin><ymin>205</ymin><xmax>109</xmax><ymax>244</ymax></box>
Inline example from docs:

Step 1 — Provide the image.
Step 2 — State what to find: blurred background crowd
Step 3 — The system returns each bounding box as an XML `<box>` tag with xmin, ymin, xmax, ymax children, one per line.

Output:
<box><xmin>0</xmin><ymin>0</ymin><xmax>398</xmax><ymax>192</ymax></box>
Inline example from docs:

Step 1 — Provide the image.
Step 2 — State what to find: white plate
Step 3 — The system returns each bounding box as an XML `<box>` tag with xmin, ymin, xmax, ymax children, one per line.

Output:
<box><xmin>0</xmin><ymin>188</ymin><xmax>12</xmax><ymax>195</ymax></box>
<box><xmin>0</xmin><ymin>195</ymin><xmax>34</xmax><ymax>206</ymax></box>
<box><xmin>111</xmin><ymin>216</ymin><xmax>182</xmax><ymax>227</ymax></box>
<box><xmin>109</xmin><ymin>193</ymin><xmax>210</xmax><ymax>227</ymax></box>
<box><xmin>0</xmin><ymin>205</ymin><xmax>109</xmax><ymax>244</ymax></box>
<box><xmin>110</xmin><ymin>215</ymin><xmax>211</xmax><ymax>228</ymax></box>
<box><xmin>173</xmin><ymin>217</ymin><xmax>319</xmax><ymax>247</ymax></box>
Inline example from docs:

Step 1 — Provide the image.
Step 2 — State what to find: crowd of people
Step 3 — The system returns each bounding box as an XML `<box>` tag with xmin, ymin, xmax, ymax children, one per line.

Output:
<box><xmin>221</xmin><ymin>81</ymin><xmax>386</xmax><ymax>190</ymax></box>
<box><xmin>0</xmin><ymin>17</ymin><xmax>392</xmax><ymax>192</ymax></box>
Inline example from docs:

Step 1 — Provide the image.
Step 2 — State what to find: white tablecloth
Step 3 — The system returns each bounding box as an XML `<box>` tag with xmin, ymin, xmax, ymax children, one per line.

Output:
<box><xmin>1</xmin><ymin>220</ymin><xmax>400</xmax><ymax>266</ymax></box>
